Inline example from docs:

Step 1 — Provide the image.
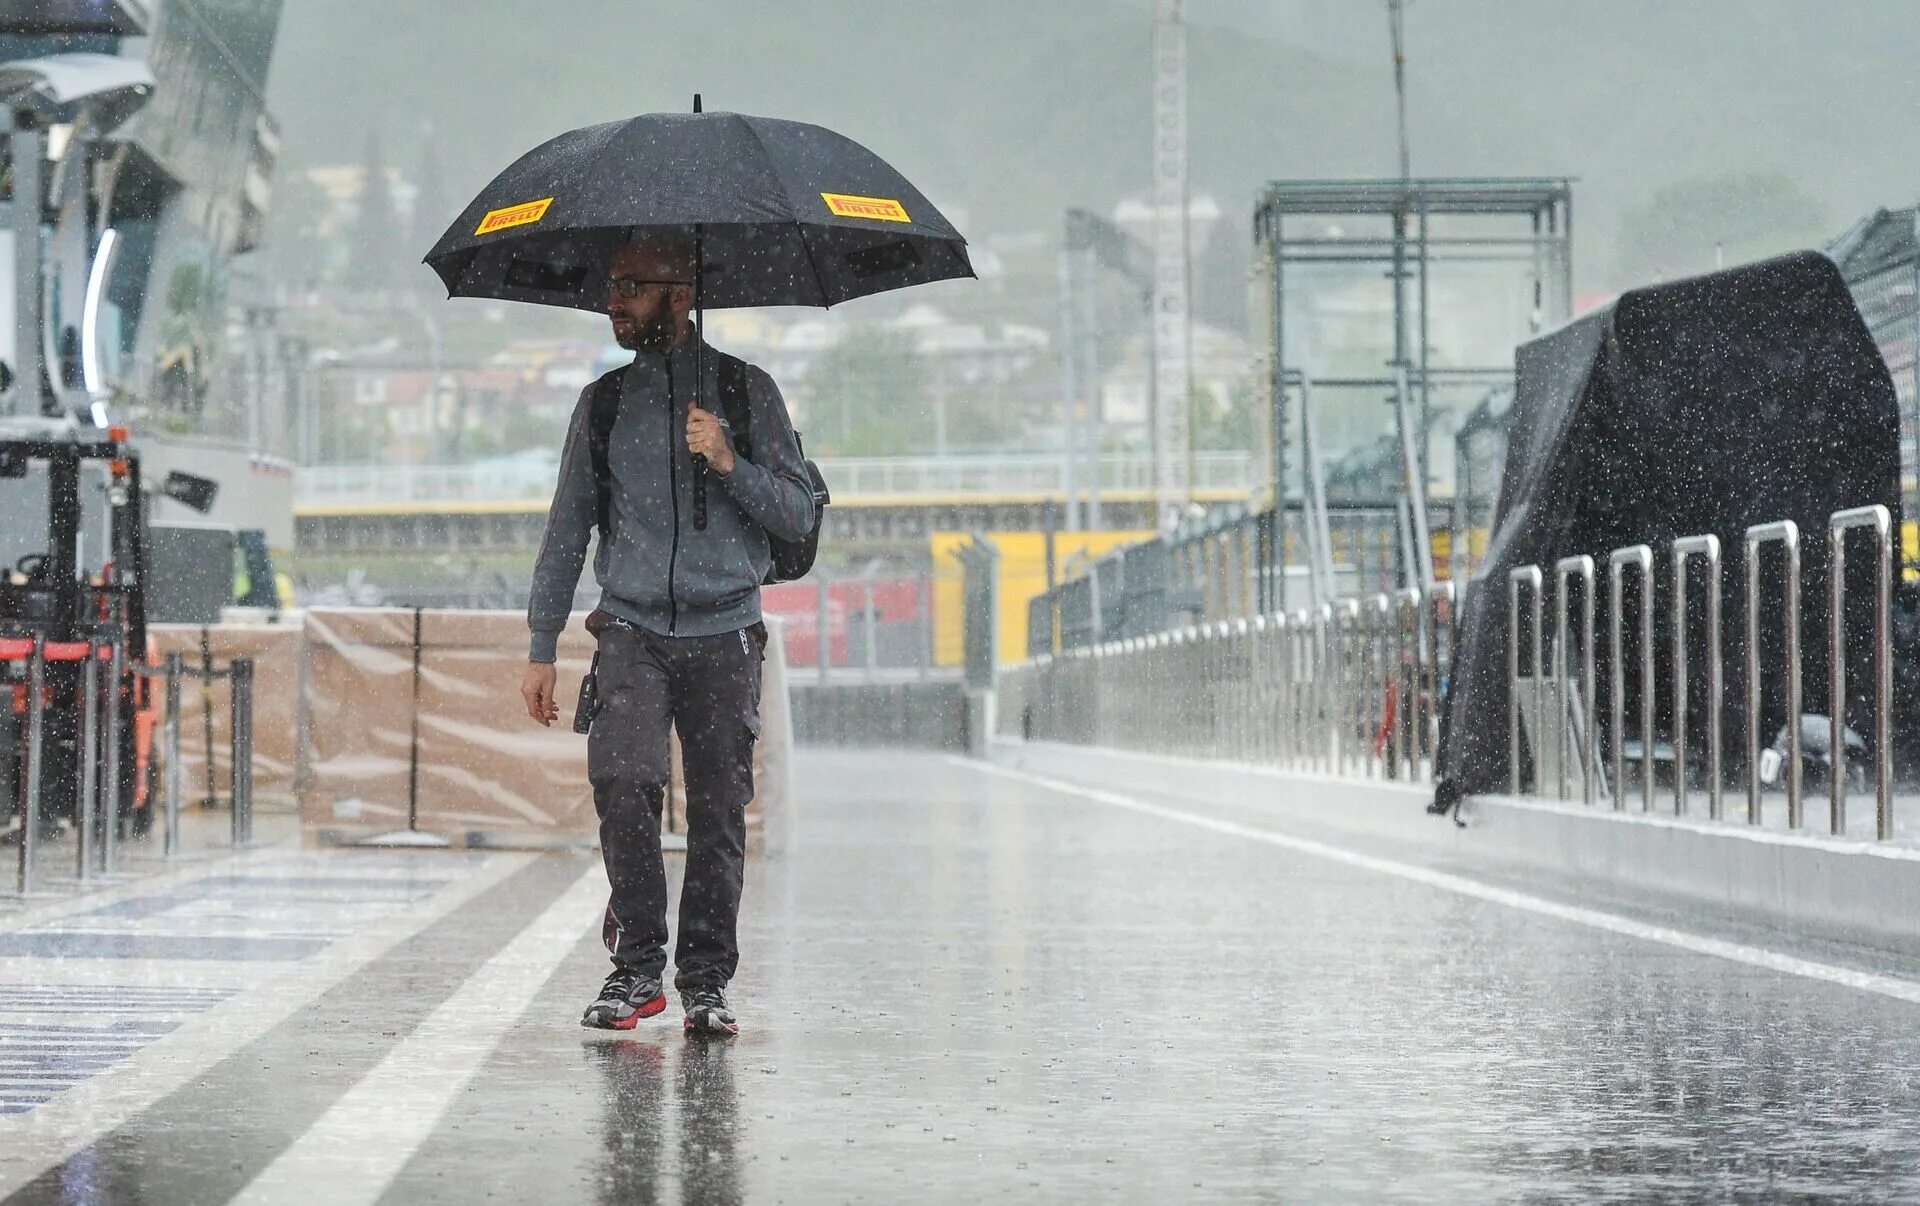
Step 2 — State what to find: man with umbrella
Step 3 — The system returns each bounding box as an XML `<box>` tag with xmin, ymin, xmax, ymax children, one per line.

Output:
<box><xmin>425</xmin><ymin>106</ymin><xmax>970</xmax><ymax>1037</ymax></box>
<box><xmin>519</xmin><ymin>232</ymin><xmax>813</xmax><ymax>1036</ymax></box>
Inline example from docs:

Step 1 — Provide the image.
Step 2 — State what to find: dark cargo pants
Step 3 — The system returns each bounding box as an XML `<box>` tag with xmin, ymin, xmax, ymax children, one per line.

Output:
<box><xmin>586</xmin><ymin>616</ymin><xmax>764</xmax><ymax>990</ymax></box>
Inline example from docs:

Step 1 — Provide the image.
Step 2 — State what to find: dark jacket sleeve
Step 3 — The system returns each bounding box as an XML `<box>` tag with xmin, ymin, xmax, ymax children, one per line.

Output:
<box><xmin>717</xmin><ymin>365</ymin><xmax>814</xmax><ymax>543</ymax></box>
<box><xmin>526</xmin><ymin>385</ymin><xmax>598</xmax><ymax>662</ymax></box>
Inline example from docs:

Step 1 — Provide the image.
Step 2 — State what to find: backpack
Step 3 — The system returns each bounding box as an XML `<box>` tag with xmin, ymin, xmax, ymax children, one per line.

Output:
<box><xmin>586</xmin><ymin>352</ymin><xmax>830</xmax><ymax>584</ymax></box>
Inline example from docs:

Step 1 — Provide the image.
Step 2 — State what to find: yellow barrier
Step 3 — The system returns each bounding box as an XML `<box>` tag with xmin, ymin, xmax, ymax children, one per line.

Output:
<box><xmin>929</xmin><ymin>530</ymin><xmax>1152</xmax><ymax>667</ymax></box>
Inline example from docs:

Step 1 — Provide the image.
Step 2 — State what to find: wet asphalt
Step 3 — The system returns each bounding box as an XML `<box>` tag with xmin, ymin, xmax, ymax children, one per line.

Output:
<box><xmin>10</xmin><ymin>749</ymin><xmax>1920</xmax><ymax>1203</ymax></box>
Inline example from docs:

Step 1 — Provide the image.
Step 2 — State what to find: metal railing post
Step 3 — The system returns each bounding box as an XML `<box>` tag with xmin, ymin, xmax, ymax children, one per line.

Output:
<box><xmin>1272</xmin><ymin>613</ymin><xmax>1291</xmax><ymax>767</ymax></box>
<box><xmin>102</xmin><ymin>636</ymin><xmax>125</xmax><ymax>875</ymax></box>
<box><xmin>1555</xmin><ymin>556</ymin><xmax>1596</xmax><ymax>806</ymax></box>
<box><xmin>1396</xmin><ymin>588</ymin><xmax>1421</xmax><ymax>782</ymax></box>
<box><xmin>76</xmin><ymin>640</ymin><xmax>101</xmax><ymax>880</ymax></box>
<box><xmin>163</xmin><ymin>651</ymin><xmax>184</xmax><ymax>857</ymax></box>
<box><xmin>1608</xmin><ymin>547</ymin><xmax>1656</xmax><ymax>811</ymax></box>
<box><xmin>1672</xmin><ymin>535</ymin><xmax>1723</xmax><ymax>819</ymax></box>
<box><xmin>1371</xmin><ymin>595</ymin><xmax>1392</xmax><ymax>778</ymax></box>
<box><xmin>1253</xmin><ymin>615</ymin><xmax>1273</xmax><ymax>765</ymax></box>
<box><xmin>1508</xmin><ymin>566</ymin><xmax>1543</xmax><ymax>795</ymax></box>
<box><xmin>1287</xmin><ymin>610</ymin><xmax>1306</xmax><ymax>770</ymax></box>
<box><xmin>1828</xmin><ymin>505</ymin><xmax>1892</xmax><ymax>839</ymax></box>
<box><xmin>1314</xmin><ymin>607</ymin><xmax>1331</xmax><ymax>773</ymax></box>
<box><xmin>16</xmin><ymin>637</ymin><xmax>46</xmax><ymax>894</ymax></box>
<box><xmin>230</xmin><ymin>657</ymin><xmax>255</xmax><ymax>847</ymax></box>
<box><xmin>1745</xmin><ymin>521</ymin><xmax>1802</xmax><ymax>828</ymax></box>
<box><xmin>1333</xmin><ymin>601</ymin><xmax>1355</xmax><ymax>774</ymax></box>
<box><xmin>1427</xmin><ymin>581</ymin><xmax>1455</xmax><ymax>781</ymax></box>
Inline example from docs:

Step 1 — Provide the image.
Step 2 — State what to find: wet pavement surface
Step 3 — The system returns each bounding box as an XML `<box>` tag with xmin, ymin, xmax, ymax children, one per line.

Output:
<box><xmin>5</xmin><ymin>749</ymin><xmax>1920</xmax><ymax>1202</ymax></box>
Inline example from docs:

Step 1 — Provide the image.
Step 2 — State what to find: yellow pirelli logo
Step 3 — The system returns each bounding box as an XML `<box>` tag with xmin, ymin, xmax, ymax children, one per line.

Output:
<box><xmin>475</xmin><ymin>197</ymin><xmax>555</xmax><ymax>236</ymax></box>
<box><xmin>822</xmin><ymin>192</ymin><xmax>910</xmax><ymax>223</ymax></box>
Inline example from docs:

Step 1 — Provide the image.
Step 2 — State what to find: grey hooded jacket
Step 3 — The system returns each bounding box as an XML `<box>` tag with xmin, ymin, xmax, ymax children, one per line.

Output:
<box><xmin>526</xmin><ymin>337</ymin><xmax>814</xmax><ymax>662</ymax></box>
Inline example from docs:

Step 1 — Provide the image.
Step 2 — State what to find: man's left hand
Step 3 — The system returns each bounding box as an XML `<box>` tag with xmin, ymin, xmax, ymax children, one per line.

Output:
<box><xmin>687</xmin><ymin>404</ymin><xmax>736</xmax><ymax>476</ymax></box>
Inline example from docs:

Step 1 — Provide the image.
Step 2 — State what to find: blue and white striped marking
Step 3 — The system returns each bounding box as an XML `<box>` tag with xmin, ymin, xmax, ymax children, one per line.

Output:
<box><xmin>0</xmin><ymin>986</ymin><xmax>235</xmax><ymax>1114</ymax></box>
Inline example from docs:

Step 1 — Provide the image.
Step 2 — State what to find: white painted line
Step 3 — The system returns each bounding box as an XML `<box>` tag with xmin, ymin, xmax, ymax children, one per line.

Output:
<box><xmin>0</xmin><ymin>852</ymin><xmax>534</xmax><ymax>1198</ymax></box>
<box><xmin>957</xmin><ymin>758</ymin><xmax>1920</xmax><ymax>1009</ymax></box>
<box><xmin>233</xmin><ymin>860</ymin><xmax>605</xmax><ymax>1206</ymax></box>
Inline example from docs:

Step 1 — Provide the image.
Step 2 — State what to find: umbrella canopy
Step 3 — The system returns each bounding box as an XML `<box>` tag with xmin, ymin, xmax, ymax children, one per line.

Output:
<box><xmin>423</xmin><ymin>110</ymin><xmax>973</xmax><ymax>311</ymax></box>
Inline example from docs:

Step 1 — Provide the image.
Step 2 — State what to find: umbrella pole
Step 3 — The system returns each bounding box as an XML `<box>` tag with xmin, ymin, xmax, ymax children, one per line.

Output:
<box><xmin>694</xmin><ymin>225</ymin><xmax>708</xmax><ymax>531</ymax></box>
<box><xmin>692</xmin><ymin>92</ymin><xmax>710</xmax><ymax>532</ymax></box>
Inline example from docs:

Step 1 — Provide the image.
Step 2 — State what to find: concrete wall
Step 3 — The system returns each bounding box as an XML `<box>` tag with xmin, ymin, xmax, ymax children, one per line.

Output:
<box><xmin>790</xmin><ymin>681</ymin><xmax>969</xmax><ymax>751</ymax></box>
<box><xmin>997</xmin><ymin>739</ymin><xmax>1920</xmax><ymax>959</ymax></box>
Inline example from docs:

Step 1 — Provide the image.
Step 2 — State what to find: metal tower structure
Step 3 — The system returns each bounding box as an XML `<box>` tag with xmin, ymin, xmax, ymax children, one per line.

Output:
<box><xmin>1151</xmin><ymin>0</ymin><xmax>1192</xmax><ymax>532</ymax></box>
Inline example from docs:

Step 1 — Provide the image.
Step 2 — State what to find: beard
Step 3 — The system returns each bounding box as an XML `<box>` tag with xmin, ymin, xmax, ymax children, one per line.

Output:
<box><xmin>614</xmin><ymin>304</ymin><xmax>677</xmax><ymax>354</ymax></box>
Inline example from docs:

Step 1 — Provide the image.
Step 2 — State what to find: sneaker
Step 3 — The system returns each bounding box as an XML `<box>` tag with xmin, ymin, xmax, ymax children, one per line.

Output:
<box><xmin>680</xmin><ymin>985</ymin><xmax>739</xmax><ymax>1037</ymax></box>
<box><xmin>582</xmin><ymin>967</ymin><xmax>666</xmax><ymax>1030</ymax></box>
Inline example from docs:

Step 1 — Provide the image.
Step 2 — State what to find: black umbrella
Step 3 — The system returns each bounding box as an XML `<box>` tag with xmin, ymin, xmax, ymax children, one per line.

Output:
<box><xmin>424</xmin><ymin>100</ymin><xmax>972</xmax><ymax>527</ymax></box>
<box><xmin>423</xmin><ymin>106</ymin><xmax>972</xmax><ymax>311</ymax></box>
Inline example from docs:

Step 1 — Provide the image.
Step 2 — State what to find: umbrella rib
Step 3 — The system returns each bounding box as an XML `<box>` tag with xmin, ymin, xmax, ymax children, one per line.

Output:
<box><xmin>739</xmin><ymin>116</ymin><xmax>832</xmax><ymax>308</ymax></box>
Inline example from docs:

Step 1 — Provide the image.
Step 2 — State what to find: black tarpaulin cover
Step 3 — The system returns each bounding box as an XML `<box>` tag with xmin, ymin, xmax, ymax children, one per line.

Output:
<box><xmin>1433</xmin><ymin>251</ymin><xmax>1900</xmax><ymax>808</ymax></box>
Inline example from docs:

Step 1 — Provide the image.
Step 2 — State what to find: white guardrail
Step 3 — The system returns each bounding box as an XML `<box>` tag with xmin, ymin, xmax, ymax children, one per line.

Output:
<box><xmin>296</xmin><ymin>452</ymin><xmax>1258</xmax><ymax>509</ymax></box>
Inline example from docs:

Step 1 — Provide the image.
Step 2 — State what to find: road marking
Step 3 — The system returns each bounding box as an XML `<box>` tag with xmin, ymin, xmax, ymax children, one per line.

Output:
<box><xmin>0</xmin><ymin>852</ymin><xmax>533</xmax><ymax>1198</ymax></box>
<box><xmin>957</xmin><ymin>758</ymin><xmax>1920</xmax><ymax>1008</ymax></box>
<box><xmin>233</xmin><ymin>860</ymin><xmax>604</xmax><ymax>1206</ymax></box>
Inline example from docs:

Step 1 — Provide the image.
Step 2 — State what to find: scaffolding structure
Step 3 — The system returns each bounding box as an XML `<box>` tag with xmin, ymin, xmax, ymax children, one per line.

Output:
<box><xmin>1252</xmin><ymin>178</ymin><xmax>1573</xmax><ymax>603</ymax></box>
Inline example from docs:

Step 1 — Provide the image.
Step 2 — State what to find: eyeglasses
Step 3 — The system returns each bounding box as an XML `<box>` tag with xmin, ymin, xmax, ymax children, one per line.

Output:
<box><xmin>606</xmin><ymin>276</ymin><xmax>688</xmax><ymax>299</ymax></box>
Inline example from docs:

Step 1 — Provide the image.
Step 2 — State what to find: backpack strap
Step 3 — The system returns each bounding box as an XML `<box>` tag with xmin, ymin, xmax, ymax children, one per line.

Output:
<box><xmin>586</xmin><ymin>367</ymin><xmax>625</xmax><ymax>538</ymax></box>
<box><xmin>715</xmin><ymin>352</ymin><xmax>753</xmax><ymax>462</ymax></box>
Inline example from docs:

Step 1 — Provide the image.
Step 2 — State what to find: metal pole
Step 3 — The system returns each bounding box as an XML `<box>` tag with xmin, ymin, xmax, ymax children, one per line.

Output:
<box><xmin>1394</xmin><ymin>363</ymin><xmax>1435</xmax><ymax>589</ymax></box>
<box><xmin>1317</xmin><ymin>604</ymin><xmax>1334</xmax><ymax>774</ymax></box>
<box><xmin>230</xmin><ymin>658</ymin><xmax>254</xmax><ymax>846</ymax></box>
<box><xmin>1745</xmin><ymin>521</ymin><xmax>1801</xmax><ymax>828</ymax></box>
<box><xmin>163</xmin><ymin>651</ymin><xmax>183</xmax><ymax>857</ymax></box>
<box><xmin>10</xmin><ymin>116</ymin><xmax>43</xmax><ymax>417</ymax></box>
<box><xmin>1555</xmin><ymin>556</ymin><xmax>1595</xmax><ymax>806</ymax></box>
<box><xmin>16</xmin><ymin>638</ymin><xmax>45</xmax><ymax>893</ymax></box>
<box><xmin>201</xmin><ymin>628</ymin><xmax>216</xmax><ymax>810</ymax></box>
<box><xmin>239</xmin><ymin>659</ymin><xmax>255</xmax><ymax>845</ymax></box>
<box><xmin>76</xmin><ymin>641</ymin><xmax>100</xmax><ymax>880</ymax></box>
<box><xmin>1428</xmin><ymin>581</ymin><xmax>1454</xmax><ymax>774</ymax></box>
<box><xmin>1638</xmin><ymin>550</ymin><xmax>1655</xmax><ymax>813</ymax></box>
<box><xmin>1829</xmin><ymin>506</ymin><xmax>1892</xmax><ymax>839</ymax></box>
<box><xmin>1059</xmin><ymin>250</ymin><xmax>1080</xmax><ymax>531</ymax></box>
<box><xmin>1276</xmin><ymin>612</ymin><xmax>1293</xmax><ymax>766</ymax></box>
<box><xmin>1608</xmin><ymin>547</ymin><xmax>1654</xmax><ymax>811</ymax></box>
<box><xmin>1081</xmin><ymin>245</ymin><xmax>1103</xmax><ymax>531</ymax></box>
<box><xmin>407</xmin><ymin>609</ymin><xmax>423</xmax><ymax>834</ymax></box>
<box><xmin>1673</xmin><ymin>535</ymin><xmax>1722</xmax><ymax>819</ymax></box>
<box><xmin>1375</xmin><ymin>595</ymin><xmax>1394</xmax><ymax>777</ymax></box>
<box><xmin>1335</xmin><ymin>600</ymin><xmax>1358</xmax><ymax>774</ymax></box>
<box><xmin>1397</xmin><ymin>588</ymin><xmax>1420</xmax><ymax>781</ymax></box>
<box><xmin>102</xmin><ymin>636</ymin><xmax>124</xmax><ymax>874</ymax></box>
<box><xmin>1508</xmin><ymin>566</ymin><xmax>1542</xmax><ymax>795</ymax></box>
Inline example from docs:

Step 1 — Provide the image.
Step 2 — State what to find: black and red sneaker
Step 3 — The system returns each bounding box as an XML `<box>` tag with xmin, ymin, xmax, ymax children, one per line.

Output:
<box><xmin>582</xmin><ymin>967</ymin><xmax>666</xmax><ymax>1030</ymax></box>
<box><xmin>680</xmin><ymin>985</ymin><xmax>739</xmax><ymax>1037</ymax></box>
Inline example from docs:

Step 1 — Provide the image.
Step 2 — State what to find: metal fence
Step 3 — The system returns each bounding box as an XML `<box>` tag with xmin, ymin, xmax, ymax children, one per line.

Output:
<box><xmin>1005</xmin><ymin>582</ymin><xmax>1455</xmax><ymax>782</ymax></box>
<box><xmin>1002</xmin><ymin>504</ymin><xmax>1906</xmax><ymax>845</ymax></box>
<box><xmin>7</xmin><ymin>639</ymin><xmax>257</xmax><ymax>896</ymax></box>
<box><xmin>1027</xmin><ymin>499</ymin><xmax>1451</xmax><ymax>658</ymax></box>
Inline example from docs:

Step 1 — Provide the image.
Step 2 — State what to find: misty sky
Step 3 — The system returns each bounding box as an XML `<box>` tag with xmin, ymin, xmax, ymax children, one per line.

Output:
<box><xmin>265</xmin><ymin>0</ymin><xmax>1920</xmax><ymax>293</ymax></box>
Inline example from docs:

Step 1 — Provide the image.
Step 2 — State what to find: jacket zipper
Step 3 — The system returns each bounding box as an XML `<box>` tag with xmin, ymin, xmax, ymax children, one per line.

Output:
<box><xmin>665</xmin><ymin>354</ymin><xmax>680</xmax><ymax>635</ymax></box>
